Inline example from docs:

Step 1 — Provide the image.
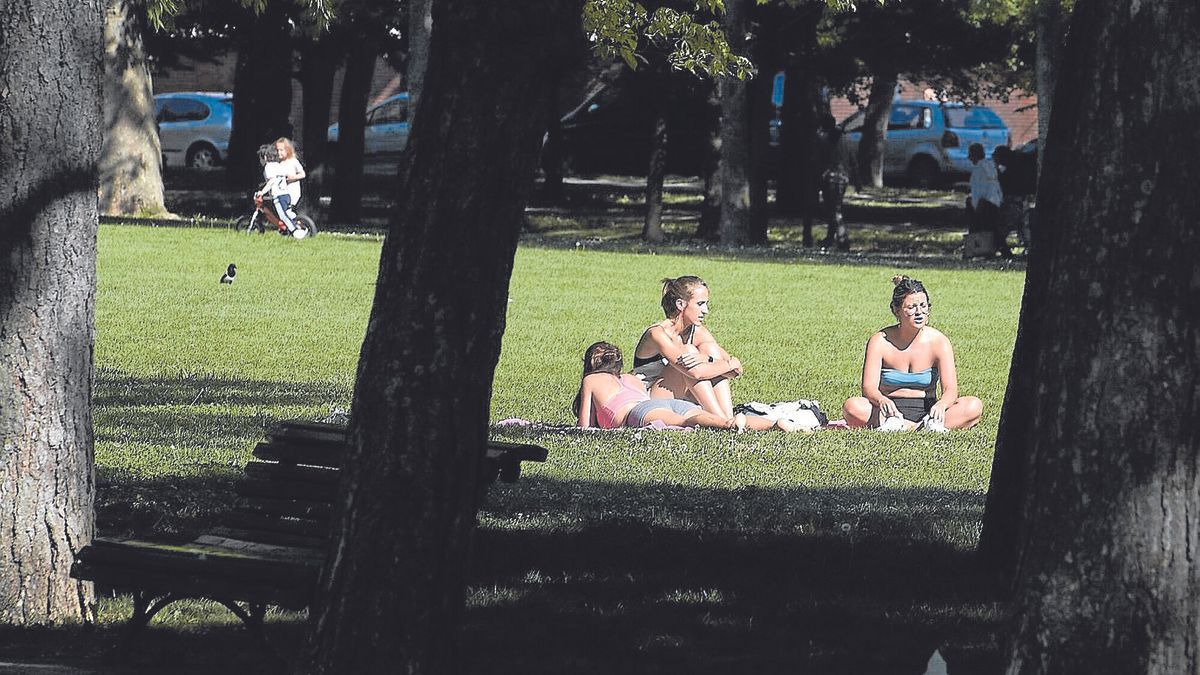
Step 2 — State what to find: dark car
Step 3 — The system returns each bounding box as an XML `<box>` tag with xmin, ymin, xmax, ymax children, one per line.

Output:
<box><xmin>549</xmin><ymin>84</ymin><xmax>713</xmax><ymax>176</ymax></box>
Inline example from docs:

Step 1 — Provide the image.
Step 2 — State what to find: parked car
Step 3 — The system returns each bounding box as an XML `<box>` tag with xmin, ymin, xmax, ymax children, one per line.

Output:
<box><xmin>327</xmin><ymin>93</ymin><xmax>410</xmax><ymax>173</ymax></box>
<box><xmin>839</xmin><ymin>100</ymin><xmax>1010</xmax><ymax>186</ymax></box>
<box><xmin>154</xmin><ymin>92</ymin><xmax>232</xmax><ymax>169</ymax></box>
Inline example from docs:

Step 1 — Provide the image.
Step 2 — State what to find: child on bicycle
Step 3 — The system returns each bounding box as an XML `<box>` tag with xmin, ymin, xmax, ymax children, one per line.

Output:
<box><xmin>255</xmin><ymin>142</ymin><xmax>302</xmax><ymax>234</ymax></box>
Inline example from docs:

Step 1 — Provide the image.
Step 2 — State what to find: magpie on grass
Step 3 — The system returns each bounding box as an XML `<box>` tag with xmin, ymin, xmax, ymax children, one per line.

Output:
<box><xmin>220</xmin><ymin>264</ymin><xmax>236</xmax><ymax>284</ymax></box>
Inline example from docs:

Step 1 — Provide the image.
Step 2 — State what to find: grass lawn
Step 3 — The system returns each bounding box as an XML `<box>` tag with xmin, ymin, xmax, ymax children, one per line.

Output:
<box><xmin>4</xmin><ymin>223</ymin><xmax>1025</xmax><ymax>672</ymax></box>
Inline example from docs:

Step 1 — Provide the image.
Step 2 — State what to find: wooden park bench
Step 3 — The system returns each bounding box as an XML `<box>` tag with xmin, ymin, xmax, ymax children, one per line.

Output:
<box><xmin>71</xmin><ymin>420</ymin><xmax>547</xmax><ymax>650</ymax></box>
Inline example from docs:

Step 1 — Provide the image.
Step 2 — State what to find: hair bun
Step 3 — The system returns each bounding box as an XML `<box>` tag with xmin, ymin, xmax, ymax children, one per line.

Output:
<box><xmin>892</xmin><ymin>275</ymin><xmax>908</xmax><ymax>286</ymax></box>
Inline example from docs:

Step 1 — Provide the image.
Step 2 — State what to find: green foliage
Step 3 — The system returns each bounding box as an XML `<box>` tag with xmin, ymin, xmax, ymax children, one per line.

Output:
<box><xmin>583</xmin><ymin>0</ymin><xmax>755</xmax><ymax>78</ymax></box>
<box><xmin>146</xmin><ymin>0</ymin><xmax>334</xmax><ymax>32</ymax></box>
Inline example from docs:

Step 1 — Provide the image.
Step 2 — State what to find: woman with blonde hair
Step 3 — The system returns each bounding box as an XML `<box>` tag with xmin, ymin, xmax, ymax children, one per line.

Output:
<box><xmin>842</xmin><ymin>275</ymin><xmax>983</xmax><ymax>431</ymax></box>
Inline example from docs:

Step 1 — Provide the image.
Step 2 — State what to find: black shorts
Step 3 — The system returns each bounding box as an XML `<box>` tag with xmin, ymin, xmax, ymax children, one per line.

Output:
<box><xmin>893</xmin><ymin>397</ymin><xmax>933</xmax><ymax>423</ymax></box>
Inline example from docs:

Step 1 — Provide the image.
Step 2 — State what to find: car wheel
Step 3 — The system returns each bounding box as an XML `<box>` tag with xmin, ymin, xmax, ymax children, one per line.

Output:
<box><xmin>908</xmin><ymin>155</ymin><xmax>941</xmax><ymax>188</ymax></box>
<box><xmin>187</xmin><ymin>143</ymin><xmax>220</xmax><ymax>170</ymax></box>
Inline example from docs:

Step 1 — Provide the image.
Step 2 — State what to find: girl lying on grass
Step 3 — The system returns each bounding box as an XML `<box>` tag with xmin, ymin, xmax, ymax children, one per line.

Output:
<box><xmin>574</xmin><ymin>342</ymin><xmax>796</xmax><ymax>431</ymax></box>
<box><xmin>842</xmin><ymin>275</ymin><xmax>983</xmax><ymax>431</ymax></box>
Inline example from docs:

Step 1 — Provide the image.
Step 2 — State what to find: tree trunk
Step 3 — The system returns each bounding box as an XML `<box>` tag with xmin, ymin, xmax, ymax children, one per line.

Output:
<box><xmin>992</xmin><ymin>1</ymin><xmax>1200</xmax><ymax>670</ymax></box>
<box><xmin>540</xmin><ymin>77</ymin><xmax>565</xmax><ymax>203</ymax></box>
<box><xmin>298</xmin><ymin>35</ymin><xmax>340</xmax><ymax>207</ymax></box>
<box><xmin>856</xmin><ymin>71</ymin><xmax>896</xmax><ymax>188</ymax></box>
<box><xmin>747</xmin><ymin>49</ymin><xmax>773</xmax><ymax>242</ymax></box>
<box><xmin>328</xmin><ymin>38</ymin><xmax>376</xmax><ymax>225</ymax></box>
<box><xmin>407</xmin><ymin>0</ymin><xmax>433</xmax><ymax>121</ymax></box>
<box><xmin>1034</xmin><ymin>0</ymin><xmax>1067</xmax><ymax>174</ymax></box>
<box><xmin>298</xmin><ymin>1</ymin><xmax>583</xmax><ymax>671</ymax></box>
<box><xmin>0</xmin><ymin>0</ymin><xmax>101</xmax><ymax>626</ymax></box>
<box><xmin>99</xmin><ymin>0</ymin><xmax>167</xmax><ymax>216</ymax></box>
<box><xmin>225</xmin><ymin>7</ymin><xmax>294</xmax><ymax>187</ymax></box>
<box><xmin>718</xmin><ymin>0</ymin><xmax>762</xmax><ymax>245</ymax></box>
<box><xmin>643</xmin><ymin>110</ymin><xmax>668</xmax><ymax>242</ymax></box>
<box><xmin>696</xmin><ymin>80</ymin><xmax>721</xmax><ymax>241</ymax></box>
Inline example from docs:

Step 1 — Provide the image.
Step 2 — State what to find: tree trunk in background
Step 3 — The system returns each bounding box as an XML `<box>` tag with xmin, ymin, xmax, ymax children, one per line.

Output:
<box><xmin>747</xmin><ymin>50</ymin><xmax>773</xmax><ymax>242</ymax></box>
<box><xmin>99</xmin><ymin>0</ymin><xmax>166</xmax><ymax>216</ymax></box>
<box><xmin>298</xmin><ymin>1</ymin><xmax>583</xmax><ymax>671</ymax></box>
<box><xmin>298</xmin><ymin>35</ymin><xmax>339</xmax><ymax>207</ymax></box>
<box><xmin>407</xmin><ymin>0</ymin><xmax>432</xmax><ymax>121</ymax></box>
<box><xmin>856</xmin><ymin>71</ymin><xmax>895</xmax><ymax>188</ymax></box>
<box><xmin>540</xmin><ymin>77</ymin><xmax>565</xmax><ymax>203</ymax></box>
<box><xmin>1034</xmin><ymin>0</ymin><xmax>1067</xmax><ymax>173</ymax></box>
<box><xmin>328</xmin><ymin>38</ymin><xmax>376</xmax><ymax>225</ymax></box>
<box><xmin>696</xmin><ymin>80</ymin><xmax>721</xmax><ymax>241</ymax></box>
<box><xmin>0</xmin><ymin>0</ymin><xmax>102</xmax><ymax>626</ymax></box>
<box><xmin>226</xmin><ymin>7</ymin><xmax>294</xmax><ymax>187</ymax></box>
<box><xmin>718</xmin><ymin>0</ymin><xmax>763</xmax><ymax>245</ymax></box>
<box><xmin>643</xmin><ymin>111</ymin><xmax>668</xmax><ymax>242</ymax></box>
<box><xmin>781</xmin><ymin>67</ymin><xmax>823</xmax><ymax>245</ymax></box>
<box><xmin>989</xmin><ymin>1</ymin><xmax>1200</xmax><ymax>670</ymax></box>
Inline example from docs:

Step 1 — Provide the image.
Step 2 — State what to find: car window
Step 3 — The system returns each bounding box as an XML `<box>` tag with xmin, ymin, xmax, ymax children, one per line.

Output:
<box><xmin>944</xmin><ymin>106</ymin><xmax>1005</xmax><ymax>129</ymax></box>
<box><xmin>888</xmin><ymin>106</ymin><xmax>923</xmax><ymax>131</ymax></box>
<box><xmin>158</xmin><ymin>98</ymin><xmax>209</xmax><ymax>123</ymax></box>
<box><xmin>370</xmin><ymin>101</ymin><xmax>408</xmax><ymax>125</ymax></box>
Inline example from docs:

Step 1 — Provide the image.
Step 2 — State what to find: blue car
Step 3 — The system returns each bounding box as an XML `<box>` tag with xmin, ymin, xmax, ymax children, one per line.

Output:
<box><xmin>840</xmin><ymin>100</ymin><xmax>1010</xmax><ymax>186</ymax></box>
<box><xmin>154</xmin><ymin>92</ymin><xmax>233</xmax><ymax>169</ymax></box>
<box><xmin>327</xmin><ymin>93</ymin><xmax>410</xmax><ymax>174</ymax></box>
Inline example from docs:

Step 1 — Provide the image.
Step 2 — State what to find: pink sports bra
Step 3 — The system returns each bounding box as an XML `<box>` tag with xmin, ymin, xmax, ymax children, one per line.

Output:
<box><xmin>595</xmin><ymin>377</ymin><xmax>649</xmax><ymax>429</ymax></box>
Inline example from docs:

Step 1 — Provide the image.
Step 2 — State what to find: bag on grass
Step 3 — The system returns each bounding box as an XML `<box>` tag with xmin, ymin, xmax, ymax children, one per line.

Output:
<box><xmin>733</xmin><ymin>400</ymin><xmax>828</xmax><ymax>431</ymax></box>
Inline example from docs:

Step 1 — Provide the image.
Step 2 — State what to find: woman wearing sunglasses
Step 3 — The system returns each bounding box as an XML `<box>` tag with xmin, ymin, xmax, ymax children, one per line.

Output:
<box><xmin>842</xmin><ymin>275</ymin><xmax>983</xmax><ymax>431</ymax></box>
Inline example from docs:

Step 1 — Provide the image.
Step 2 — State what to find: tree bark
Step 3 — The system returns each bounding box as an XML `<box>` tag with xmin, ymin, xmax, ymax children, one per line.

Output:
<box><xmin>717</xmin><ymin>0</ymin><xmax>764</xmax><ymax>245</ymax></box>
<box><xmin>991</xmin><ymin>1</ymin><xmax>1200</xmax><ymax>670</ymax></box>
<box><xmin>0</xmin><ymin>0</ymin><xmax>102</xmax><ymax>626</ymax></box>
<box><xmin>99</xmin><ymin>0</ymin><xmax>167</xmax><ymax>216</ymax></box>
<box><xmin>1034</xmin><ymin>0</ymin><xmax>1067</xmax><ymax>174</ymax></box>
<box><xmin>643</xmin><ymin>109</ymin><xmax>668</xmax><ymax>242</ymax></box>
<box><xmin>856</xmin><ymin>70</ymin><xmax>896</xmax><ymax>189</ymax></box>
<box><xmin>298</xmin><ymin>1</ymin><xmax>583</xmax><ymax>671</ymax></box>
<box><xmin>298</xmin><ymin>35</ymin><xmax>340</xmax><ymax>207</ymax></box>
<box><xmin>696</xmin><ymin>80</ymin><xmax>721</xmax><ymax>241</ymax></box>
<box><xmin>407</xmin><ymin>0</ymin><xmax>433</xmax><ymax>121</ymax></box>
<box><xmin>225</xmin><ymin>6</ymin><xmax>294</xmax><ymax>187</ymax></box>
<box><xmin>328</xmin><ymin>37</ymin><xmax>376</xmax><ymax>225</ymax></box>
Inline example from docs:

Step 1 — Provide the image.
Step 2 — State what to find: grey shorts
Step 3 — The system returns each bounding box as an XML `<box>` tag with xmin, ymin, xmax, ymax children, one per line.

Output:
<box><xmin>625</xmin><ymin>398</ymin><xmax>700</xmax><ymax>427</ymax></box>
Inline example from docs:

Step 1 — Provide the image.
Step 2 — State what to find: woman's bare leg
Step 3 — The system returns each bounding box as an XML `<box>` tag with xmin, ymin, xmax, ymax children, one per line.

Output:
<box><xmin>644</xmin><ymin>408</ymin><xmax>734</xmax><ymax>430</ymax></box>
<box><xmin>842</xmin><ymin>396</ymin><xmax>875</xmax><ymax>428</ymax></box>
<box><xmin>943</xmin><ymin>396</ymin><xmax>983</xmax><ymax>429</ymax></box>
<box><xmin>654</xmin><ymin>366</ymin><xmax>726</xmax><ymax>417</ymax></box>
<box><xmin>697</xmin><ymin>342</ymin><xmax>735</xmax><ymax>418</ymax></box>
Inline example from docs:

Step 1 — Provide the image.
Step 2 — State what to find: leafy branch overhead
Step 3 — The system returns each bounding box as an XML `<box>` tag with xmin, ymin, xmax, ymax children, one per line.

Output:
<box><xmin>584</xmin><ymin>0</ymin><xmax>755</xmax><ymax>78</ymax></box>
<box><xmin>147</xmin><ymin>0</ymin><xmax>335</xmax><ymax>31</ymax></box>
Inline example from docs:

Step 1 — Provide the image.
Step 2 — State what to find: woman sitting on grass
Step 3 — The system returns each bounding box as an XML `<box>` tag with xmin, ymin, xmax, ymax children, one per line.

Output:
<box><xmin>842</xmin><ymin>276</ymin><xmax>983</xmax><ymax>431</ymax></box>
<box><xmin>632</xmin><ymin>276</ymin><xmax>747</xmax><ymax>420</ymax></box>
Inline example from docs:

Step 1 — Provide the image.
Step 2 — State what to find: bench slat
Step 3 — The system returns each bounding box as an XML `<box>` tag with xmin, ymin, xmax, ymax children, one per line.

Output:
<box><xmin>71</xmin><ymin>561</ymin><xmax>315</xmax><ymax>610</ymax></box>
<box><xmin>233</xmin><ymin>496</ymin><xmax>333</xmax><ymax>521</ymax></box>
<box><xmin>235</xmin><ymin>476</ymin><xmax>337</xmax><ymax>503</ymax></box>
<box><xmin>203</xmin><ymin>526</ymin><xmax>327</xmax><ymax>550</ymax></box>
<box><xmin>243</xmin><ymin>461</ymin><xmax>340</xmax><ymax>485</ymax></box>
<box><xmin>222</xmin><ymin>511</ymin><xmax>326</xmax><ymax>539</ymax></box>
<box><xmin>77</xmin><ymin>538</ymin><xmax>319</xmax><ymax>580</ymax></box>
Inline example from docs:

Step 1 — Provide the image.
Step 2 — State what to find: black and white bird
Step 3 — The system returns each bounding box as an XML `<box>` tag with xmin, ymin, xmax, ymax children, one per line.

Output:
<box><xmin>220</xmin><ymin>264</ymin><xmax>236</xmax><ymax>284</ymax></box>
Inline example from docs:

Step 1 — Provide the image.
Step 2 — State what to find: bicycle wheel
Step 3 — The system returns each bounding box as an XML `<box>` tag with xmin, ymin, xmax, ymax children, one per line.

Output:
<box><xmin>292</xmin><ymin>214</ymin><xmax>317</xmax><ymax>239</ymax></box>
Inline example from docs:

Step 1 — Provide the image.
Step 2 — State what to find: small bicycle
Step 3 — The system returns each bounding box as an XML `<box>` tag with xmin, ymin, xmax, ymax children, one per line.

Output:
<box><xmin>236</xmin><ymin>192</ymin><xmax>317</xmax><ymax>239</ymax></box>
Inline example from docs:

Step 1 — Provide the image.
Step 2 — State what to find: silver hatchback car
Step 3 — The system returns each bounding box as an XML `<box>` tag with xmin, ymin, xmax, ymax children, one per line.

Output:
<box><xmin>155</xmin><ymin>92</ymin><xmax>233</xmax><ymax>169</ymax></box>
<box><xmin>327</xmin><ymin>93</ymin><xmax>410</xmax><ymax>174</ymax></box>
<box><xmin>840</xmin><ymin>100</ymin><xmax>1010</xmax><ymax>185</ymax></box>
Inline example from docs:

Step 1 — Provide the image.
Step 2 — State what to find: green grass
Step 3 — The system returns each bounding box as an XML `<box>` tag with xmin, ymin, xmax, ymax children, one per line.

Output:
<box><xmin>9</xmin><ymin>224</ymin><xmax>1024</xmax><ymax>671</ymax></box>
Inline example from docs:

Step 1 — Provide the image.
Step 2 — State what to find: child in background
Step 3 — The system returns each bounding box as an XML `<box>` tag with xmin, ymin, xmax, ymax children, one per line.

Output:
<box><xmin>273</xmin><ymin>137</ymin><xmax>305</xmax><ymax>209</ymax></box>
<box><xmin>966</xmin><ymin>142</ymin><xmax>1010</xmax><ymax>258</ymax></box>
<box><xmin>254</xmin><ymin>143</ymin><xmax>299</xmax><ymax>234</ymax></box>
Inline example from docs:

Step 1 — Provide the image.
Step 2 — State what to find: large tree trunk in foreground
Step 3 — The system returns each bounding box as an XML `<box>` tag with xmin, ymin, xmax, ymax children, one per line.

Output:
<box><xmin>696</xmin><ymin>80</ymin><xmax>721</xmax><ymax>241</ymax></box>
<box><xmin>407</xmin><ymin>0</ymin><xmax>433</xmax><ymax>121</ymax></box>
<box><xmin>299</xmin><ymin>1</ymin><xmax>583</xmax><ymax>671</ymax></box>
<box><xmin>0</xmin><ymin>0</ymin><xmax>102</xmax><ymax>626</ymax></box>
<box><xmin>1034</xmin><ymin>0</ymin><xmax>1067</xmax><ymax>173</ymax></box>
<box><xmin>99</xmin><ymin>0</ymin><xmax>166</xmax><ymax>216</ymax></box>
<box><xmin>983</xmin><ymin>1</ymin><xmax>1200</xmax><ymax>670</ymax></box>
<box><xmin>856</xmin><ymin>70</ymin><xmax>895</xmax><ymax>188</ymax></box>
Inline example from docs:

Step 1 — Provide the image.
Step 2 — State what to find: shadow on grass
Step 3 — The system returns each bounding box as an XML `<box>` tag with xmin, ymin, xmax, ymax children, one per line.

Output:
<box><xmin>466</xmin><ymin>477</ymin><xmax>1006</xmax><ymax>674</ymax></box>
<box><xmin>74</xmin><ymin>407</ymin><xmax>1007</xmax><ymax>673</ymax></box>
